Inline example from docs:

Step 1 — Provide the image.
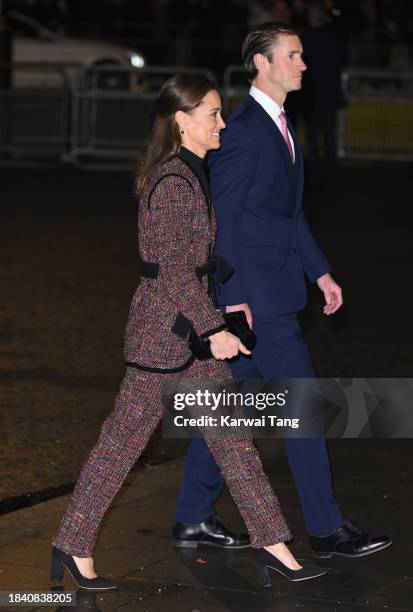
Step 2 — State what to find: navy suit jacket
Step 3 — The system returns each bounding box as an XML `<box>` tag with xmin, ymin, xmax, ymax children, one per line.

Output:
<box><xmin>208</xmin><ymin>94</ymin><xmax>331</xmax><ymax>315</ymax></box>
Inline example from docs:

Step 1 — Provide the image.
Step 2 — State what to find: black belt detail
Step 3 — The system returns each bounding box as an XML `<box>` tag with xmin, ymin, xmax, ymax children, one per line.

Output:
<box><xmin>197</xmin><ymin>255</ymin><xmax>235</xmax><ymax>308</ymax></box>
<box><xmin>126</xmin><ymin>355</ymin><xmax>195</xmax><ymax>374</ymax></box>
<box><xmin>196</xmin><ymin>255</ymin><xmax>235</xmax><ymax>283</ymax></box>
<box><xmin>140</xmin><ymin>255</ymin><xmax>234</xmax><ymax>284</ymax></box>
<box><xmin>171</xmin><ymin>312</ymin><xmax>192</xmax><ymax>339</ymax></box>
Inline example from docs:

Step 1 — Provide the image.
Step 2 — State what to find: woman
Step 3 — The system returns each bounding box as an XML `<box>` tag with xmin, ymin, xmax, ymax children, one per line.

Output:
<box><xmin>51</xmin><ymin>74</ymin><xmax>327</xmax><ymax>590</ymax></box>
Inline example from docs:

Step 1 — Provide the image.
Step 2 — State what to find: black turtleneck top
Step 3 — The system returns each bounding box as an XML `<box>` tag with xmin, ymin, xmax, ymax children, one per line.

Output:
<box><xmin>177</xmin><ymin>146</ymin><xmax>215</xmax><ymax>300</ymax></box>
<box><xmin>178</xmin><ymin>146</ymin><xmax>212</xmax><ymax>209</ymax></box>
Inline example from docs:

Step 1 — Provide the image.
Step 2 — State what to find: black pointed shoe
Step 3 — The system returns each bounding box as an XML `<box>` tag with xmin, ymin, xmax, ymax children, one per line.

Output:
<box><xmin>172</xmin><ymin>515</ymin><xmax>251</xmax><ymax>549</ymax></box>
<box><xmin>50</xmin><ymin>546</ymin><xmax>118</xmax><ymax>591</ymax></box>
<box><xmin>254</xmin><ymin>549</ymin><xmax>328</xmax><ymax>587</ymax></box>
<box><xmin>310</xmin><ymin>519</ymin><xmax>392</xmax><ymax>559</ymax></box>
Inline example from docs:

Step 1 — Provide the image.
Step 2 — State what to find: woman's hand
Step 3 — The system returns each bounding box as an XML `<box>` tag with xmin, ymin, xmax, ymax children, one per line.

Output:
<box><xmin>209</xmin><ymin>330</ymin><xmax>251</xmax><ymax>360</ymax></box>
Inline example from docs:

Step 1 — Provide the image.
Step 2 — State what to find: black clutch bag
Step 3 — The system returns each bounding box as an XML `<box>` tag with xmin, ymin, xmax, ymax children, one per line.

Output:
<box><xmin>224</xmin><ymin>310</ymin><xmax>257</xmax><ymax>350</ymax></box>
<box><xmin>188</xmin><ymin>310</ymin><xmax>256</xmax><ymax>360</ymax></box>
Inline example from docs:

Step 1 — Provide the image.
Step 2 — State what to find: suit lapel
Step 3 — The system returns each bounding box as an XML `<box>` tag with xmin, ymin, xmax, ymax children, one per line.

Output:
<box><xmin>286</xmin><ymin>117</ymin><xmax>304</xmax><ymax>214</ymax></box>
<box><xmin>287</xmin><ymin>117</ymin><xmax>302</xmax><ymax>174</ymax></box>
<box><xmin>247</xmin><ymin>96</ymin><xmax>294</xmax><ymax>186</ymax></box>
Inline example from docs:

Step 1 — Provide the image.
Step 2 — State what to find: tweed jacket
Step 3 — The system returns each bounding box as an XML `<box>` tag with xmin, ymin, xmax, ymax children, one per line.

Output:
<box><xmin>124</xmin><ymin>156</ymin><xmax>226</xmax><ymax>372</ymax></box>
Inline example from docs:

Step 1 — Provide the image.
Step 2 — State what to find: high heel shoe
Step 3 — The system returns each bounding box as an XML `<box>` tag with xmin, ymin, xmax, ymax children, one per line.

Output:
<box><xmin>254</xmin><ymin>549</ymin><xmax>328</xmax><ymax>587</ymax></box>
<box><xmin>50</xmin><ymin>546</ymin><xmax>118</xmax><ymax>591</ymax></box>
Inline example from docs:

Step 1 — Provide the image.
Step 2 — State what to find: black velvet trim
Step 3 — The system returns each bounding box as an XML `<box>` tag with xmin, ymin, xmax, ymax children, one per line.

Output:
<box><xmin>147</xmin><ymin>173</ymin><xmax>194</xmax><ymax>210</ymax></box>
<box><xmin>140</xmin><ymin>261</ymin><xmax>160</xmax><ymax>279</ymax></box>
<box><xmin>200</xmin><ymin>323</ymin><xmax>227</xmax><ymax>339</ymax></box>
<box><xmin>171</xmin><ymin>312</ymin><xmax>192</xmax><ymax>339</ymax></box>
<box><xmin>125</xmin><ymin>355</ymin><xmax>195</xmax><ymax>374</ymax></box>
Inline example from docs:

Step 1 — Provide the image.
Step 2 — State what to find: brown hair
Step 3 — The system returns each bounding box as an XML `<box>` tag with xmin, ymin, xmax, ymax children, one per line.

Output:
<box><xmin>242</xmin><ymin>21</ymin><xmax>298</xmax><ymax>82</ymax></box>
<box><xmin>135</xmin><ymin>73</ymin><xmax>216</xmax><ymax>196</ymax></box>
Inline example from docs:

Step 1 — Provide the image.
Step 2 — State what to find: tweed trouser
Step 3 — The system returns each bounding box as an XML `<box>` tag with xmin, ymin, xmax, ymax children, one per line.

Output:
<box><xmin>53</xmin><ymin>359</ymin><xmax>291</xmax><ymax>556</ymax></box>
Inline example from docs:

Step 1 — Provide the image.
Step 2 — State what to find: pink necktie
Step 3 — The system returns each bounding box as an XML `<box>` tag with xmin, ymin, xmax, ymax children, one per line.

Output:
<box><xmin>279</xmin><ymin>111</ymin><xmax>294</xmax><ymax>161</ymax></box>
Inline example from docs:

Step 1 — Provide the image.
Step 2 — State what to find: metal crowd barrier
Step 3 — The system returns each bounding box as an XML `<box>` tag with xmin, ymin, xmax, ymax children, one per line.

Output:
<box><xmin>221</xmin><ymin>65</ymin><xmax>248</xmax><ymax>115</ymax></box>
<box><xmin>0</xmin><ymin>63</ymin><xmax>216</xmax><ymax>168</ymax></box>
<box><xmin>339</xmin><ymin>69</ymin><xmax>413</xmax><ymax>161</ymax></box>
<box><xmin>0</xmin><ymin>62</ymin><xmax>412</xmax><ymax>166</ymax></box>
<box><xmin>0</xmin><ymin>62</ymin><xmax>80</xmax><ymax>162</ymax></box>
<box><xmin>71</xmin><ymin>65</ymin><xmax>215</xmax><ymax>168</ymax></box>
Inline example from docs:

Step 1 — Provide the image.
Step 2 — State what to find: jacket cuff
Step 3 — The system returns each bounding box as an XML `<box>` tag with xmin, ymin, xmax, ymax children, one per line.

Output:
<box><xmin>309</xmin><ymin>264</ymin><xmax>333</xmax><ymax>284</ymax></box>
<box><xmin>200</xmin><ymin>323</ymin><xmax>228</xmax><ymax>339</ymax></box>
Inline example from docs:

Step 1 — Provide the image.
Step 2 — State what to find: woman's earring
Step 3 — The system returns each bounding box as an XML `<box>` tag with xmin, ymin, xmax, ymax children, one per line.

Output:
<box><xmin>180</xmin><ymin>129</ymin><xmax>184</xmax><ymax>134</ymax></box>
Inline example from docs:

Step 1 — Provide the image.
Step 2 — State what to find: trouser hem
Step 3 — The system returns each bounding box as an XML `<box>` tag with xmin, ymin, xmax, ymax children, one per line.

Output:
<box><xmin>250</xmin><ymin>528</ymin><xmax>292</xmax><ymax>549</ymax></box>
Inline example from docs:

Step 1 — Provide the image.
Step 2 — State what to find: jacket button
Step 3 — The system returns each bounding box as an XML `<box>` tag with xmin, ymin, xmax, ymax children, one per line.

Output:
<box><xmin>292</xmin><ymin>248</ymin><xmax>299</xmax><ymax>254</ymax></box>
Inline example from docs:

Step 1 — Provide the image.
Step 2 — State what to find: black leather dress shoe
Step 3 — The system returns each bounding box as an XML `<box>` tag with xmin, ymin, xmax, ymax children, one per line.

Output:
<box><xmin>172</xmin><ymin>515</ymin><xmax>251</xmax><ymax>549</ymax></box>
<box><xmin>310</xmin><ymin>519</ymin><xmax>392</xmax><ymax>558</ymax></box>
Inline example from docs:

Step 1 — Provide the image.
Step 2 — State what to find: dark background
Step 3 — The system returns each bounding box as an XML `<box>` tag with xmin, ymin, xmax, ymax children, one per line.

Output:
<box><xmin>1</xmin><ymin>0</ymin><xmax>412</xmax><ymax>500</ymax></box>
<box><xmin>2</xmin><ymin>0</ymin><xmax>413</xmax><ymax>73</ymax></box>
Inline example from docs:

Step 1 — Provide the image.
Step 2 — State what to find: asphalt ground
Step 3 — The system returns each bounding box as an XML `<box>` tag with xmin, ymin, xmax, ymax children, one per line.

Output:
<box><xmin>0</xmin><ymin>436</ymin><xmax>411</xmax><ymax>611</ymax></box>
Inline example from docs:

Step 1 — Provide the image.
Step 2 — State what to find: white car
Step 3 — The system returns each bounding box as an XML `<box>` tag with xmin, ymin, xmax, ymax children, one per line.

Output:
<box><xmin>10</xmin><ymin>10</ymin><xmax>145</xmax><ymax>88</ymax></box>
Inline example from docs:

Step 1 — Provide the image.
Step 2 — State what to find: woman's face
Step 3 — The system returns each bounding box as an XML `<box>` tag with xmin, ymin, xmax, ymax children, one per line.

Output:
<box><xmin>178</xmin><ymin>90</ymin><xmax>226</xmax><ymax>158</ymax></box>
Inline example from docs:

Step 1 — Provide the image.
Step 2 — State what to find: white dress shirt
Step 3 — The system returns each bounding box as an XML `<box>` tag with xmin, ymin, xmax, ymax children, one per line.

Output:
<box><xmin>249</xmin><ymin>85</ymin><xmax>295</xmax><ymax>161</ymax></box>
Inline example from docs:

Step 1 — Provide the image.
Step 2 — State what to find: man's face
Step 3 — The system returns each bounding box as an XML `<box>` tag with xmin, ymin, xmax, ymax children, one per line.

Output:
<box><xmin>263</xmin><ymin>34</ymin><xmax>307</xmax><ymax>95</ymax></box>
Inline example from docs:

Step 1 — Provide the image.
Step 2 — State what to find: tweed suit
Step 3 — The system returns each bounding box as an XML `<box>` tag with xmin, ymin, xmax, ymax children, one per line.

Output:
<box><xmin>124</xmin><ymin>156</ymin><xmax>225</xmax><ymax>372</ymax></box>
<box><xmin>53</xmin><ymin>155</ymin><xmax>291</xmax><ymax>557</ymax></box>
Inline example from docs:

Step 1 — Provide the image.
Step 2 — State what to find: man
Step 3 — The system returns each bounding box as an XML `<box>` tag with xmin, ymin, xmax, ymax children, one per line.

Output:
<box><xmin>300</xmin><ymin>3</ymin><xmax>346</xmax><ymax>187</ymax></box>
<box><xmin>172</xmin><ymin>22</ymin><xmax>391</xmax><ymax>558</ymax></box>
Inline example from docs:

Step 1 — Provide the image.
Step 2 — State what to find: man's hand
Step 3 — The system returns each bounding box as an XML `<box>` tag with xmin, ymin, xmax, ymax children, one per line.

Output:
<box><xmin>225</xmin><ymin>303</ymin><xmax>253</xmax><ymax>329</ymax></box>
<box><xmin>316</xmin><ymin>273</ymin><xmax>343</xmax><ymax>315</ymax></box>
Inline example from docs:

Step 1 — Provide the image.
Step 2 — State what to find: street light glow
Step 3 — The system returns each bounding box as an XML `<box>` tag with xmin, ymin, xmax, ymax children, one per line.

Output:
<box><xmin>129</xmin><ymin>54</ymin><xmax>145</xmax><ymax>69</ymax></box>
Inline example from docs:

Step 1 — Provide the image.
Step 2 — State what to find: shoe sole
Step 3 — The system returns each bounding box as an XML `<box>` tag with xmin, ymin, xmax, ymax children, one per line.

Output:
<box><xmin>263</xmin><ymin>564</ymin><xmax>328</xmax><ymax>584</ymax></box>
<box><xmin>312</xmin><ymin>540</ymin><xmax>393</xmax><ymax>559</ymax></box>
<box><xmin>61</xmin><ymin>563</ymin><xmax>118</xmax><ymax>591</ymax></box>
<box><xmin>173</xmin><ymin>540</ymin><xmax>251</xmax><ymax>550</ymax></box>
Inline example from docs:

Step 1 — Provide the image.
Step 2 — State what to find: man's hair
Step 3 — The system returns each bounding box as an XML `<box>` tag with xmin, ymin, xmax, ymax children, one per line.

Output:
<box><xmin>242</xmin><ymin>22</ymin><xmax>298</xmax><ymax>82</ymax></box>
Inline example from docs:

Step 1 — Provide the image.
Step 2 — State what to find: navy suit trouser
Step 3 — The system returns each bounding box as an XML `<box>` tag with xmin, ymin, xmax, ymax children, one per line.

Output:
<box><xmin>175</xmin><ymin>313</ymin><xmax>344</xmax><ymax>536</ymax></box>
